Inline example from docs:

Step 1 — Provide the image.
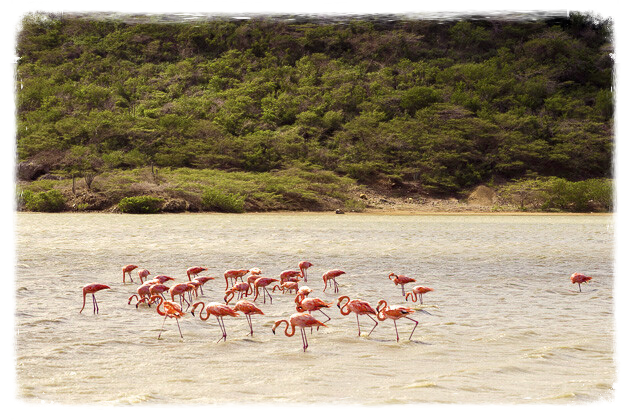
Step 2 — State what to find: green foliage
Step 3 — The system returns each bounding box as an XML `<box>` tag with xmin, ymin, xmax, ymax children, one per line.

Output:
<box><xmin>15</xmin><ymin>14</ymin><xmax>613</xmax><ymax>209</ymax></box>
<box><xmin>19</xmin><ymin>188</ymin><xmax>66</xmax><ymax>212</ymax></box>
<box><xmin>201</xmin><ymin>188</ymin><xmax>245</xmax><ymax>213</ymax></box>
<box><xmin>118</xmin><ymin>195</ymin><xmax>164</xmax><ymax>213</ymax></box>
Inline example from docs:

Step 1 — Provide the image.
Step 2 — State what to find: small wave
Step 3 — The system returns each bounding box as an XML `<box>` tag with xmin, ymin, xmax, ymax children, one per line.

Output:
<box><xmin>403</xmin><ymin>381</ymin><xmax>438</xmax><ymax>389</ymax></box>
<box><xmin>542</xmin><ymin>392</ymin><xmax>577</xmax><ymax>401</ymax></box>
<box><xmin>110</xmin><ymin>393</ymin><xmax>156</xmax><ymax>405</ymax></box>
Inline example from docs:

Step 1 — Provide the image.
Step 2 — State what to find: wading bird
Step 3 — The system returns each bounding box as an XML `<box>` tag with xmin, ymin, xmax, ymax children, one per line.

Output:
<box><xmin>191</xmin><ymin>301</ymin><xmax>239</xmax><ymax>342</ymax></box>
<box><xmin>272</xmin><ymin>281</ymin><xmax>299</xmax><ymax>294</ymax></box>
<box><xmin>571</xmin><ymin>272</ymin><xmax>593</xmax><ymax>292</ymax></box>
<box><xmin>272</xmin><ymin>312</ymin><xmax>327</xmax><ymax>352</ymax></box>
<box><xmin>337</xmin><ymin>296</ymin><xmax>379</xmax><ymax>336</ymax></box>
<box><xmin>389</xmin><ymin>273</ymin><xmax>416</xmax><ymax>296</ymax></box>
<box><xmin>122</xmin><ymin>264</ymin><xmax>138</xmax><ymax>283</ymax></box>
<box><xmin>153</xmin><ymin>275</ymin><xmax>175</xmax><ymax>284</ymax></box>
<box><xmin>187</xmin><ymin>266</ymin><xmax>207</xmax><ymax>281</ymax></box>
<box><xmin>153</xmin><ymin>296</ymin><xmax>185</xmax><ymax>339</ymax></box>
<box><xmin>233</xmin><ymin>300</ymin><xmax>265</xmax><ymax>336</ymax></box>
<box><xmin>299</xmin><ymin>261</ymin><xmax>313</xmax><ymax>282</ymax></box>
<box><xmin>128</xmin><ymin>283</ymin><xmax>152</xmax><ymax>307</ymax></box>
<box><xmin>280</xmin><ymin>270</ymin><xmax>302</xmax><ymax>283</ymax></box>
<box><xmin>224</xmin><ymin>269</ymin><xmax>250</xmax><ymax>290</ymax></box>
<box><xmin>252</xmin><ymin>277</ymin><xmax>279</xmax><ymax>304</ymax></box>
<box><xmin>149</xmin><ymin>283</ymin><xmax>169</xmax><ymax>300</ymax></box>
<box><xmin>224</xmin><ymin>282</ymin><xmax>251</xmax><ymax>303</ymax></box>
<box><xmin>295</xmin><ymin>286</ymin><xmax>313</xmax><ymax>304</ymax></box>
<box><xmin>80</xmin><ymin>283</ymin><xmax>111</xmax><ymax>314</ymax></box>
<box><xmin>322</xmin><ymin>269</ymin><xmax>345</xmax><ymax>293</ymax></box>
<box><xmin>137</xmin><ymin>268</ymin><xmax>151</xmax><ymax>284</ymax></box>
<box><xmin>169</xmin><ymin>283</ymin><xmax>192</xmax><ymax>311</ymax></box>
<box><xmin>296</xmin><ymin>297</ymin><xmax>334</xmax><ymax>324</ymax></box>
<box><xmin>376</xmin><ymin>299</ymin><xmax>420</xmax><ymax>342</ymax></box>
<box><xmin>405</xmin><ymin>286</ymin><xmax>434</xmax><ymax>304</ymax></box>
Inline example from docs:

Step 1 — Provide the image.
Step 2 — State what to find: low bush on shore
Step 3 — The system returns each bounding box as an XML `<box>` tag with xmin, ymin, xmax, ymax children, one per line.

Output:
<box><xmin>118</xmin><ymin>195</ymin><xmax>164</xmax><ymax>214</ymax></box>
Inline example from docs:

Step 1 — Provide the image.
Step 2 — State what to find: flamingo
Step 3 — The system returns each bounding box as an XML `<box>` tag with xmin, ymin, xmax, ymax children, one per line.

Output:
<box><xmin>224</xmin><ymin>269</ymin><xmax>250</xmax><ymax>290</ymax></box>
<box><xmin>137</xmin><ymin>268</ymin><xmax>150</xmax><ymax>283</ymax></box>
<box><xmin>149</xmin><ymin>283</ymin><xmax>169</xmax><ymax>300</ymax></box>
<box><xmin>296</xmin><ymin>297</ymin><xmax>334</xmax><ymax>324</ymax></box>
<box><xmin>337</xmin><ymin>296</ymin><xmax>379</xmax><ymax>336</ymax></box>
<box><xmin>571</xmin><ymin>272</ymin><xmax>593</xmax><ymax>292</ymax></box>
<box><xmin>187</xmin><ymin>266</ymin><xmax>207</xmax><ymax>281</ymax></box>
<box><xmin>80</xmin><ymin>283</ymin><xmax>110</xmax><ymax>314</ymax></box>
<box><xmin>322</xmin><ymin>269</ymin><xmax>345</xmax><ymax>293</ymax></box>
<box><xmin>224</xmin><ymin>282</ymin><xmax>251</xmax><ymax>303</ymax></box>
<box><xmin>405</xmin><ymin>286</ymin><xmax>434</xmax><ymax>304</ymax></box>
<box><xmin>193</xmin><ymin>276</ymin><xmax>215</xmax><ymax>295</ymax></box>
<box><xmin>122</xmin><ymin>264</ymin><xmax>138</xmax><ymax>283</ymax></box>
<box><xmin>299</xmin><ymin>261</ymin><xmax>313</xmax><ymax>282</ymax></box>
<box><xmin>249</xmin><ymin>267</ymin><xmax>262</xmax><ymax>275</ymax></box>
<box><xmin>191</xmin><ymin>301</ymin><xmax>239</xmax><ymax>342</ymax></box>
<box><xmin>153</xmin><ymin>296</ymin><xmax>185</xmax><ymax>339</ymax></box>
<box><xmin>272</xmin><ymin>281</ymin><xmax>299</xmax><ymax>294</ymax></box>
<box><xmin>233</xmin><ymin>300</ymin><xmax>265</xmax><ymax>336</ymax></box>
<box><xmin>153</xmin><ymin>275</ymin><xmax>175</xmax><ymax>284</ymax></box>
<box><xmin>252</xmin><ymin>277</ymin><xmax>279</xmax><ymax>304</ymax></box>
<box><xmin>376</xmin><ymin>299</ymin><xmax>419</xmax><ymax>342</ymax></box>
<box><xmin>128</xmin><ymin>283</ymin><xmax>152</xmax><ymax>307</ymax></box>
<box><xmin>389</xmin><ymin>273</ymin><xmax>417</xmax><ymax>296</ymax></box>
<box><xmin>246</xmin><ymin>274</ymin><xmax>262</xmax><ymax>294</ymax></box>
<box><xmin>295</xmin><ymin>286</ymin><xmax>313</xmax><ymax>304</ymax></box>
<box><xmin>169</xmin><ymin>283</ymin><xmax>192</xmax><ymax>311</ymax></box>
<box><xmin>280</xmin><ymin>270</ymin><xmax>301</xmax><ymax>283</ymax></box>
<box><xmin>272</xmin><ymin>313</ymin><xmax>327</xmax><ymax>352</ymax></box>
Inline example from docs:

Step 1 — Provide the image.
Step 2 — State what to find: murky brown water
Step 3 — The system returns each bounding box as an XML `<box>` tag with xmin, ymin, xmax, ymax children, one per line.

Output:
<box><xmin>15</xmin><ymin>213</ymin><xmax>614</xmax><ymax>404</ymax></box>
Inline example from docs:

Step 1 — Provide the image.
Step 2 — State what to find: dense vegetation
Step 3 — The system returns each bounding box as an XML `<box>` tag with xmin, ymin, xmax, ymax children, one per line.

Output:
<box><xmin>15</xmin><ymin>12</ymin><xmax>614</xmax><ymax>212</ymax></box>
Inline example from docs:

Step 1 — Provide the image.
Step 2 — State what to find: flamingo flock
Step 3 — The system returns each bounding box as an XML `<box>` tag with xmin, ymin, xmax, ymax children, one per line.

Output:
<box><xmin>79</xmin><ymin>264</ymin><xmax>594</xmax><ymax>351</ymax></box>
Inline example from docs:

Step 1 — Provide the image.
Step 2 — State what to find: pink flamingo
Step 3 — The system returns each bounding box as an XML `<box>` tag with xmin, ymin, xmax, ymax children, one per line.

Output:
<box><xmin>153</xmin><ymin>296</ymin><xmax>185</xmax><ymax>339</ymax></box>
<box><xmin>137</xmin><ymin>268</ymin><xmax>151</xmax><ymax>283</ymax></box>
<box><xmin>169</xmin><ymin>283</ymin><xmax>192</xmax><ymax>311</ymax></box>
<box><xmin>191</xmin><ymin>301</ymin><xmax>239</xmax><ymax>342</ymax></box>
<box><xmin>322</xmin><ymin>269</ymin><xmax>345</xmax><ymax>293</ymax></box>
<box><xmin>249</xmin><ymin>267</ymin><xmax>262</xmax><ymax>275</ymax></box>
<box><xmin>389</xmin><ymin>273</ymin><xmax>417</xmax><ymax>296</ymax></box>
<box><xmin>233</xmin><ymin>300</ymin><xmax>265</xmax><ymax>336</ymax></box>
<box><xmin>299</xmin><ymin>261</ymin><xmax>313</xmax><ymax>282</ymax></box>
<box><xmin>246</xmin><ymin>274</ymin><xmax>262</xmax><ymax>294</ymax></box>
<box><xmin>405</xmin><ymin>286</ymin><xmax>434</xmax><ymax>304</ymax></box>
<box><xmin>153</xmin><ymin>275</ymin><xmax>175</xmax><ymax>284</ymax></box>
<box><xmin>337</xmin><ymin>295</ymin><xmax>379</xmax><ymax>336</ymax></box>
<box><xmin>272</xmin><ymin>313</ymin><xmax>327</xmax><ymax>352</ymax></box>
<box><xmin>128</xmin><ymin>283</ymin><xmax>152</xmax><ymax>307</ymax></box>
<box><xmin>80</xmin><ymin>283</ymin><xmax>110</xmax><ymax>314</ymax></box>
<box><xmin>149</xmin><ymin>283</ymin><xmax>169</xmax><ymax>300</ymax></box>
<box><xmin>191</xmin><ymin>276</ymin><xmax>214</xmax><ymax>295</ymax></box>
<box><xmin>122</xmin><ymin>264</ymin><xmax>138</xmax><ymax>283</ymax></box>
<box><xmin>280</xmin><ymin>270</ymin><xmax>301</xmax><ymax>283</ymax></box>
<box><xmin>224</xmin><ymin>269</ymin><xmax>250</xmax><ymax>290</ymax></box>
<box><xmin>296</xmin><ymin>297</ymin><xmax>334</xmax><ymax>324</ymax></box>
<box><xmin>253</xmin><ymin>277</ymin><xmax>279</xmax><ymax>304</ymax></box>
<box><xmin>224</xmin><ymin>282</ymin><xmax>251</xmax><ymax>303</ymax></box>
<box><xmin>376</xmin><ymin>299</ymin><xmax>419</xmax><ymax>342</ymax></box>
<box><xmin>272</xmin><ymin>281</ymin><xmax>299</xmax><ymax>294</ymax></box>
<box><xmin>295</xmin><ymin>286</ymin><xmax>313</xmax><ymax>304</ymax></box>
<box><xmin>571</xmin><ymin>272</ymin><xmax>593</xmax><ymax>292</ymax></box>
<box><xmin>187</xmin><ymin>266</ymin><xmax>207</xmax><ymax>281</ymax></box>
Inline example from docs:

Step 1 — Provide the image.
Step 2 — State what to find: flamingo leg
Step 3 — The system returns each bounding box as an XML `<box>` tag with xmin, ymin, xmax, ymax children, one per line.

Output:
<box><xmin>420</xmin><ymin>294</ymin><xmax>424</xmax><ymax>304</ymax></box>
<box><xmin>158</xmin><ymin>315</ymin><xmax>168</xmax><ymax>339</ymax></box>
<box><xmin>301</xmin><ymin>328</ymin><xmax>308</xmax><ymax>352</ymax></box>
<box><xmin>265</xmin><ymin>287</ymin><xmax>273</xmax><ymax>304</ymax></box>
<box><xmin>579</xmin><ymin>283</ymin><xmax>582</xmax><ymax>292</ymax></box>
<box><xmin>319</xmin><ymin>309</ymin><xmax>331</xmax><ymax>323</ymax></box>
<box><xmin>199</xmin><ymin>284</ymin><xmax>204</xmax><ymax>295</ymax></box>
<box><xmin>366</xmin><ymin>314</ymin><xmax>378</xmax><ymax>336</ymax></box>
<box><xmin>356</xmin><ymin>313</ymin><xmax>361</xmax><ymax>336</ymax></box>
<box><xmin>393</xmin><ymin>319</ymin><xmax>400</xmax><ymax>342</ymax></box>
<box><xmin>323</xmin><ymin>279</ymin><xmax>328</xmax><ymax>292</ymax></box>
<box><xmin>247</xmin><ymin>314</ymin><xmax>253</xmax><ymax>336</ymax></box>
<box><xmin>406</xmin><ymin>316</ymin><xmax>419</xmax><ymax>340</ymax></box>
<box><xmin>175</xmin><ymin>317</ymin><xmax>183</xmax><ymax>339</ymax></box>
<box><xmin>92</xmin><ymin>294</ymin><xmax>98</xmax><ymax>314</ymax></box>
<box><xmin>401</xmin><ymin>284</ymin><xmax>405</xmax><ymax>296</ymax></box>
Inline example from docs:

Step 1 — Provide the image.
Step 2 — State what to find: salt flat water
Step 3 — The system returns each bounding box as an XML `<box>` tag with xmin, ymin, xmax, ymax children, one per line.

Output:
<box><xmin>15</xmin><ymin>213</ymin><xmax>614</xmax><ymax>404</ymax></box>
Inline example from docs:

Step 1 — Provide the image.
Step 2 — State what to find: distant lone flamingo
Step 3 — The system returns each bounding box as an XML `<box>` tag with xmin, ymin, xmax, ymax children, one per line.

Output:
<box><xmin>376</xmin><ymin>299</ymin><xmax>419</xmax><ymax>342</ymax></box>
<box><xmin>389</xmin><ymin>273</ymin><xmax>416</xmax><ymax>296</ymax></box>
<box><xmin>571</xmin><ymin>272</ymin><xmax>593</xmax><ymax>292</ymax></box>
<box><xmin>337</xmin><ymin>295</ymin><xmax>379</xmax><ymax>336</ymax></box>
<box><xmin>233</xmin><ymin>300</ymin><xmax>265</xmax><ymax>336</ymax></box>
<box><xmin>272</xmin><ymin>313</ymin><xmax>327</xmax><ymax>352</ymax></box>
<box><xmin>405</xmin><ymin>286</ymin><xmax>434</xmax><ymax>304</ymax></box>
<box><xmin>191</xmin><ymin>301</ymin><xmax>239</xmax><ymax>342</ymax></box>
<box><xmin>122</xmin><ymin>264</ymin><xmax>138</xmax><ymax>283</ymax></box>
<box><xmin>299</xmin><ymin>261</ymin><xmax>313</xmax><ymax>282</ymax></box>
<box><xmin>80</xmin><ymin>283</ymin><xmax>110</xmax><ymax>314</ymax></box>
<box><xmin>322</xmin><ymin>269</ymin><xmax>345</xmax><ymax>293</ymax></box>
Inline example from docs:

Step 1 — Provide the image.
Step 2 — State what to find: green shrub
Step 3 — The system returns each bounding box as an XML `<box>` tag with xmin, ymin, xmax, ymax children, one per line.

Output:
<box><xmin>118</xmin><ymin>195</ymin><xmax>164</xmax><ymax>214</ymax></box>
<box><xmin>201</xmin><ymin>188</ymin><xmax>245</xmax><ymax>213</ymax></box>
<box><xmin>19</xmin><ymin>188</ymin><xmax>66</xmax><ymax>212</ymax></box>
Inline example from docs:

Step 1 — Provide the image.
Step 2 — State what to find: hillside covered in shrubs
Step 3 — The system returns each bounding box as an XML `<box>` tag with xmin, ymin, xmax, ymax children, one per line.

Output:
<box><xmin>15</xmin><ymin>12</ymin><xmax>614</xmax><ymax>213</ymax></box>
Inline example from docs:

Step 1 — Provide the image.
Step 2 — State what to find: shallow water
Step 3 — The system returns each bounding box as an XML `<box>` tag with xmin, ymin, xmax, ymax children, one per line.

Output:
<box><xmin>15</xmin><ymin>213</ymin><xmax>615</xmax><ymax>404</ymax></box>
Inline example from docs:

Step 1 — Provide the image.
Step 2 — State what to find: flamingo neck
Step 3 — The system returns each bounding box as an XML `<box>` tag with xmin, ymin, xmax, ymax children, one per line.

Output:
<box><xmin>338</xmin><ymin>296</ymin><xmax>351</xmax><ymax>315</ymax></box>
